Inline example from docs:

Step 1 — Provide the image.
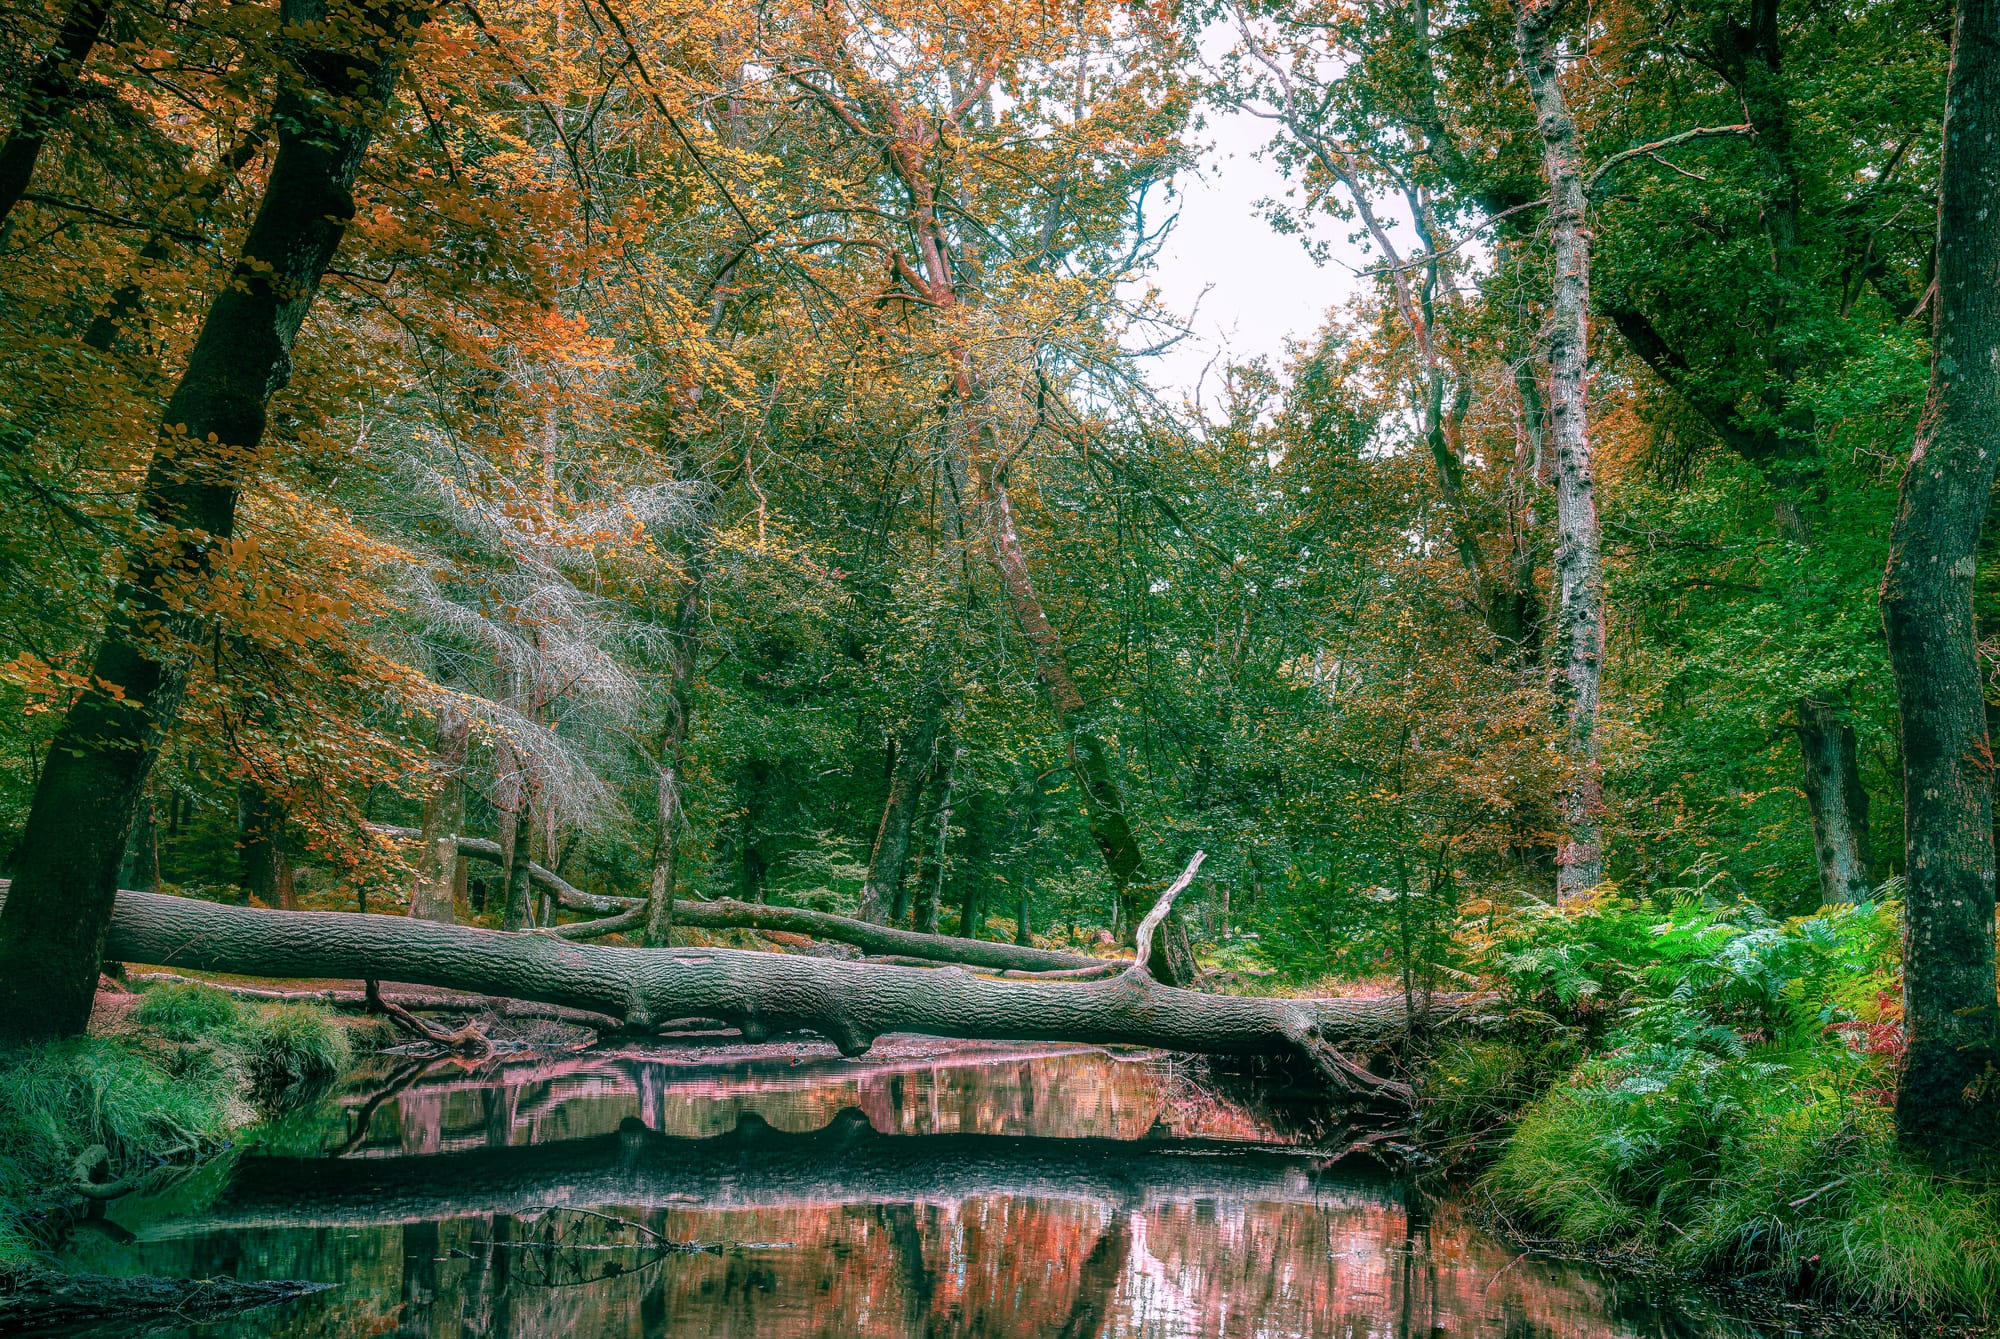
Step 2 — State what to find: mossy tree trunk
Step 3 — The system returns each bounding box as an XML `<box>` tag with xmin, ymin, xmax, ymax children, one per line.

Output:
<box><xmin>1880</xmin><ymin>0</ymin><xmax>2000</xmax><ymax>1164</ymax></box>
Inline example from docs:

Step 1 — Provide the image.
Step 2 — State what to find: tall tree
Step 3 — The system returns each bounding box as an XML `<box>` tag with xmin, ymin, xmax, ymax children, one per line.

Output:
<box><xmin>1515</xmin><ymin>0</ymin><xmax>1606</xmax><ymax>900</ymax></box>
<box><xmin>0</xmin><ymin>0</ymin><xmax>431</xmax><ymax>1041</ymax></box>
<box><xmin>1880</xmin><ymin>0</ymin><xmax>2000</xmax><ymax>1162</ymax></box>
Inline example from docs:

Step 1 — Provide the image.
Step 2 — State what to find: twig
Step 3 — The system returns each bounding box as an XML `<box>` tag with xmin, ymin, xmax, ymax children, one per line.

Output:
<box><xmin>1585</xmin><ymin>124</ymin><xmax>1753</xmax><ymax>200</ymax></box>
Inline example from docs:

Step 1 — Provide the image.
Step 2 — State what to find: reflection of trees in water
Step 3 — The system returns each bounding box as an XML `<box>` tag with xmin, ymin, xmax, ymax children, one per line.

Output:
<box><xmin>69</xmin><ymin>1049</ymin><xmax>1755</xmax><ymax>1339</ymax></box>
<box><xmin>336</xmin><ymin>1046</ymin><xmax>1200</xmax><ymax>1158</ymax></box>
<box><xmin>85</xmin><ymin>1188</ymin><xmax>1722</xmax><ymax>1339</ymax></box>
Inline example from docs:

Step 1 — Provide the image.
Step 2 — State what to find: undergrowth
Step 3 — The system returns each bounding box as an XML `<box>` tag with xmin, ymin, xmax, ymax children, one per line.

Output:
<box><xmin>1435</xmin><ymin>891</ymin><xmax>2000</xmax><ymax>1322</ymax></box>
<box><xmin>0</xmin><ymin>983</ymin><xmax>350</xmax><ymax>1264</ymax></box>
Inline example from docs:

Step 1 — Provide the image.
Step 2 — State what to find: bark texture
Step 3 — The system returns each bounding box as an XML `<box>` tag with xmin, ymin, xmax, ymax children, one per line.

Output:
<box><xmin>1516</xmin><ymin>0</ymin><xmax>1606</xmax><ymax>901</ymax></box>
<box><xmin>1879</xmin><ymin>0</ymin><xmax>2000</xmax><ymax>1161</ymax></box>
<box><xmin>1795</xmin><ymin>701</ymin><xmax>1872</xmax><ymax>908</ymax></box>
<box><xmin>0</xmin><ymin>0</ymin><xmax>113</xmax><ymax>230</ymax></box>
<box><xmin>92</xmin><ymin>890</ymin><xmax>1468</xmax><ymax>1073</ymax></box>
<box><xmin>0</xmin><ymin>0</ymin><xmax>429</xmax><ymax>1043</ymax></box>
<box><xmin>0</xmin><ymin>1267</ymin><xmax>330</xmax><ymax>1333</ymax></box>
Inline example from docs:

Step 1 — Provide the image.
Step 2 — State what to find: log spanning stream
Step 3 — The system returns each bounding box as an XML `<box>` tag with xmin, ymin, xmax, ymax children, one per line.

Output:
<box><xmin>52</xmin><ymin>1040</ymin><xmax>1791</xmax><ymax>1338</ymax></box>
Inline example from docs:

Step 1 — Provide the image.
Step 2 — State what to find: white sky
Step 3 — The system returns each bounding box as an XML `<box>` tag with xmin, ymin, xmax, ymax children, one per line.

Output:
<box><xmin>1128</xmin><ymin>103</ymin><xmax>1371</xmax><ymax>414</ymax></box>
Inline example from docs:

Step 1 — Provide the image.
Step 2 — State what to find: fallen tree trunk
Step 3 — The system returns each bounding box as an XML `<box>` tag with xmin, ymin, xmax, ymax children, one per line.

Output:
<box><xmin>93</xmin><ymin>891</ymin><xmax>1469</xmax><ymax>1089</ymax></box>
<box><xmin>138</xmin><ymin>1110</ymin><xmax>1380</xmax><ymax>1236</ymax></box>
<box><xmin>371</xmin><ymin>827</ymin><xmax>1113</xmax><ymax>973</ymax></box>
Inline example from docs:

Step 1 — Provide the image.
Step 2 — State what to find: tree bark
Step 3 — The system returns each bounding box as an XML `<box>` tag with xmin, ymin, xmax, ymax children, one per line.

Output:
<box><xmin>501</xmin><ymin>790</ymin><xmax>536</xmax><ymax>932</ymax></box>
<box><xmin>643</xmin><ymin>570</ymin><xmax>701</xmax><ymax>946</ymax></box>
<box><xmin>0</xmin><ymin>0</ymin><xmax>430</xmax><ymax>1043</ymax></box>
<box><xmin>237</xmin><ymin>782</ymin><xmax>289</xmax><ymax>906</ymax></box>
<box><xmin>85</xmin><ymin>890</ymin><xmax>1471</xmax><ymax>1075</ymax></box>
<box><xmin>119</xmin><ymin>789</ymin><xmax>159</xmax><ymax>893</ymax></box>
<box><xmin>0</xmin><ymin>0</ymin><xmax>114</xmax><ymax>232</ymax></box>
<box><xmin>857</xmin><ymin>695</ymin><xmax>945</xmax><ymax>924</ymax></box>
<box><xmin>1515</xmin><ymin>0</ymin><xmax>1607</xmax><ymax>902</ymax></box>
<box><xmin>1879</xmin><ymin>0</ymin><xmax>2000</xmax><ymax>1163</ymax></box>
<box><xmin>0</xmin><ymin>1268</ymin><xmax>330</xmax><ymax>1334</ymax></box>
<box><xmin>1795</xmin><ymin>701</ymin><xmax>1872</xmax><ymax>908</ymax></box>
<box><xmin>410</xmin><ymin>709</ymin><xmax>469</xmax><ymax>924</ymax></box>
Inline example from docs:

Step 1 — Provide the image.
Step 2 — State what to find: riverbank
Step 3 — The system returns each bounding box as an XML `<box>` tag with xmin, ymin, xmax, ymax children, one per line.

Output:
<box><xmin>1413</xmin><ymin>894</ymin><xmax>1999</xmax><ymax>1328</ymax></box>
<box><xmin>0</xmin><ymin>978</ymin><xmax>357</xmax><ymax>1266</ymax></box>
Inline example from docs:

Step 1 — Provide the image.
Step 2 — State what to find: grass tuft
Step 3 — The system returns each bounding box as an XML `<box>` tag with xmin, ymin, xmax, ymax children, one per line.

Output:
<box><xmin>0</xmin><ymin>982</ymin><xmax>354</xmax><ymax>1265</ymax></box>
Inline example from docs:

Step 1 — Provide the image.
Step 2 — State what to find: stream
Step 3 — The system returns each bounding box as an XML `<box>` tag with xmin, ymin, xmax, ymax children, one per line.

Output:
<box><xmin>52</xmin><ymin>1038</ymin><xmax>1818</xmax><ymax>1337</ymax></box>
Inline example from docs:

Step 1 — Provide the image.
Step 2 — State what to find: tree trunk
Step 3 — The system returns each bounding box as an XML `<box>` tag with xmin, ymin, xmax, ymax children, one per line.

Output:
<box><xmin>82</xmin><ymin>128</ymin><xmax>268</xmax><ymax>361</ymax></box>
<box><xmin>501</xmin><ymin>791</ymin><xmax>537</xmax><ymax>932</ymax></box>
<box><xmin>119</xmin><ymin>789</ymin><xmax>159</xmax><ymax>893</ymax></box>
<box><xmin>410</xmin><ymin>710</ymin><xmax>469</xmax><ymax>924</ymax></box>
<box><xmin>915</xmin><ymin>742</ymin><xmax>962</xmax><ymax>936</ymax></box>
<box><xmin>1515</xmin><ymin>0</ymin><xmax>1607</xmax><ymax>902</ymax></box>
<box><xmin>858</xmin><ymin>696</ymin><xmax>945</xmax><ymax>924</ymax></box>
<box><xmin>237</xmin><ymin>782</ymin><xmax>286</xmax><ymax>906</ymax></box>
<box><xmin>1879</xmin><ymin>0</ymin><xmax>2000</xmax><ymax>1163</ymax></box>
<box><xmin>83</xmin><ymin>889</ymin><xmax>1469</xmax><ymax>1076</ymax></box>
<box><xmin>643</xmin><ymin>572</ymin><xmax>702</xmax><ymax>946</ymax></box>
<box><xmin>990</xmin><ymin>480</ymin><xmax>1148</xmax><ymax>920</ymax></box>
<box><xmin>1795</xmin><ymin>701</ymin><xmax>1872</xmax><ymax>908</ymax></box>
<box><xmin>0</xmin><ymin>0</ymin><xmax>430</xmax><ymax>1043</ymax></box>
<box><xmin>0</xmin><ymin>0</ymin><xmax>114</xmax><ymax>232</ymax></box>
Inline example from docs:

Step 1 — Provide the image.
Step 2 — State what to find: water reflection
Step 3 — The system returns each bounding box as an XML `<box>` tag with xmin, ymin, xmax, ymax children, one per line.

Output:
<box><xmin>51</xmin><ymin>1040</ymin><xmax>1778</xmax><ymax>1338</ymax></box>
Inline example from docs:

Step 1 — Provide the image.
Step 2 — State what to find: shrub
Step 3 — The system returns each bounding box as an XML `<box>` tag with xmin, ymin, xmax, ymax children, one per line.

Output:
<box><xmin>1478</xmin><ymin>893</ymin><xmax>2000</xmax><ymax>1320</ymax></box>
<box><xmin>0</xmin><ymin>984</ymin><xmax>354</xmax><ymax>1264</ymax></box>
<box><xmin>0</xmin><ymin>1038</ymin><xmax>241</xmax><ymax>1265</ymax></box>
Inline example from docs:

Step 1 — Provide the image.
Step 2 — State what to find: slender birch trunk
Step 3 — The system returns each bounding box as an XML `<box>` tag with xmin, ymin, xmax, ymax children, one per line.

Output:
<box><xmin>1880</xmin><ymin>0</ymin><xmax>2000</xmax><ymax>1162</ymax></box>
<box><xmin>1515</xmin><ymin>0</ymin><xmax>1606</xmax><ymax>901</ymax></box>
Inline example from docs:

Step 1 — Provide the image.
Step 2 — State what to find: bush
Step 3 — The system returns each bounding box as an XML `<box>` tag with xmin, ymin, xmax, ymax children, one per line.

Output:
<box><xmin>0</xmin><ymin>1037</ymin><xmax>242</xmax><ymax>1264</ymax></box>
<box><xmin>1476</xmin><ymin>893</ymin><xmax>2000</xmax><ymax>1320</ymax></box>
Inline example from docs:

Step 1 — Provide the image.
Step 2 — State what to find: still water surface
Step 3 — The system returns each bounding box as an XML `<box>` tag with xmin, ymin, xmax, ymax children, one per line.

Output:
<box><xmin>60</xmin><ymin>1038</ymin><xmax>1793</xmax><ymax>1337</ymax></box>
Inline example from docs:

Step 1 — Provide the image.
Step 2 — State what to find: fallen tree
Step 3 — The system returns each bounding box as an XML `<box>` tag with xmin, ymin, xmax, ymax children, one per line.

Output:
<box><xmin>137</xmin><ymin>1109</ymin><xmax>1380</xmax><ymax>1235</ymax></box>
<box><xmin>371</xmin><ymin>825</ymin><xmax>1117</xmax><ymax>974</ymax></box>
<box><xmin>90</xmin><ymin>888</ymin><xmax>1464</xmax><ymax>1098</ymax></box>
